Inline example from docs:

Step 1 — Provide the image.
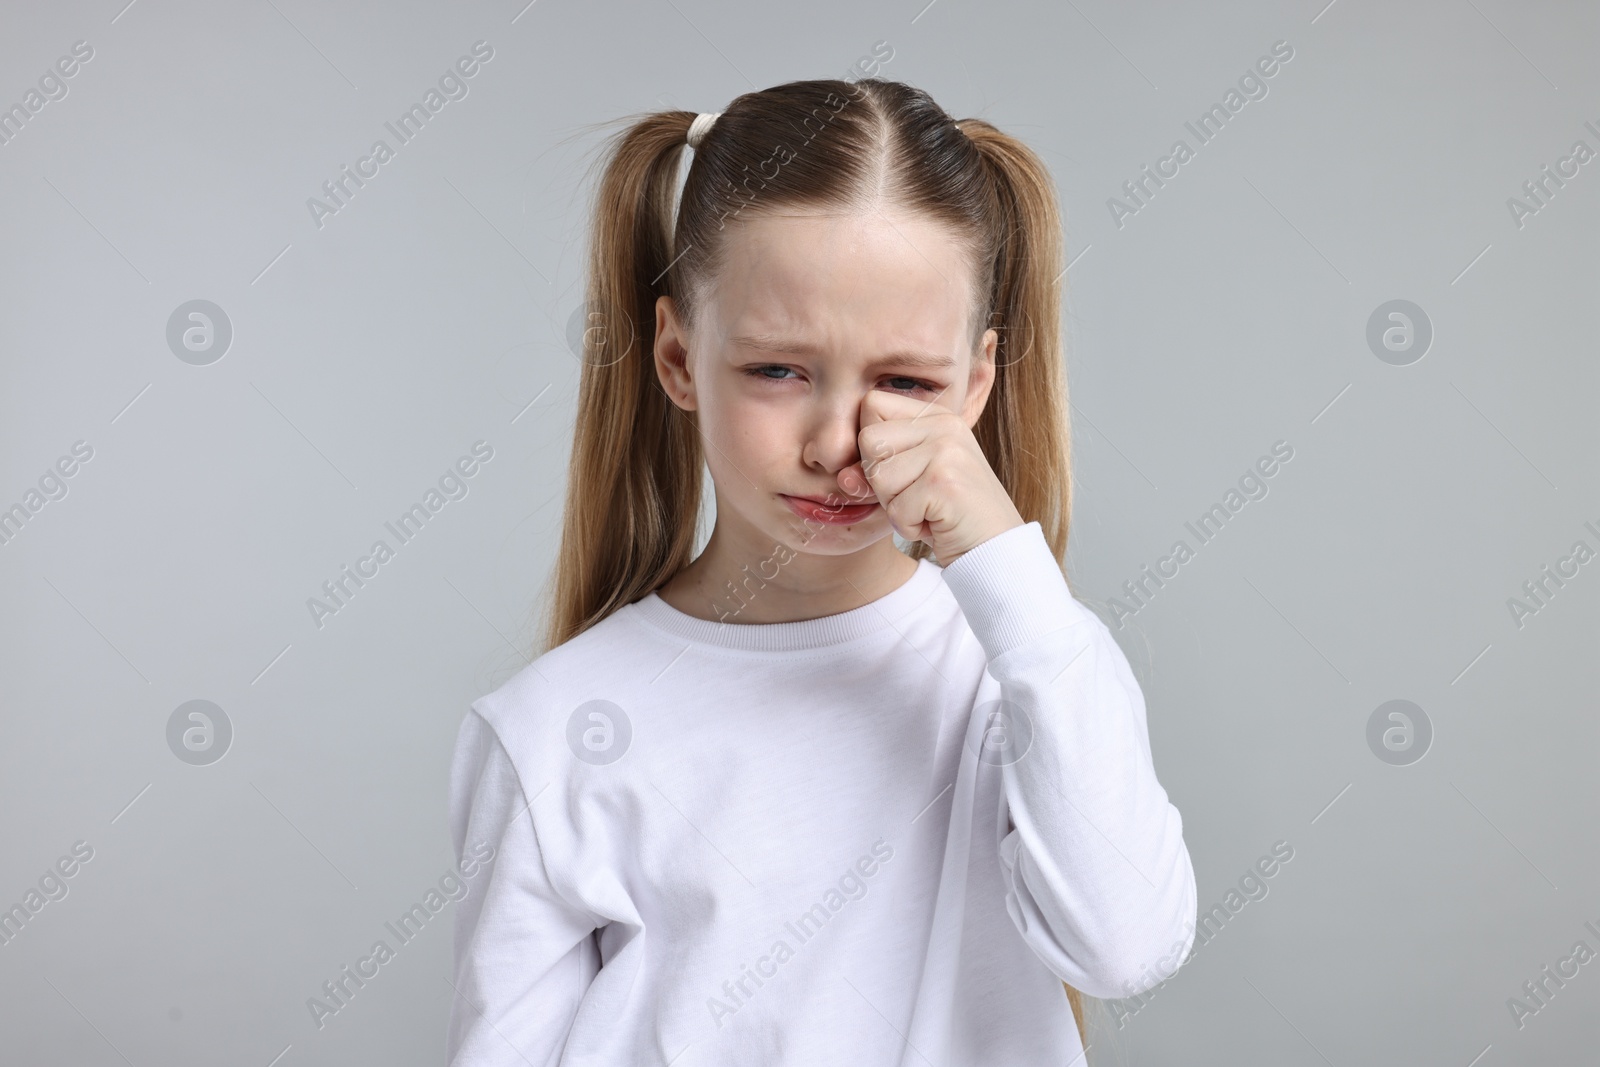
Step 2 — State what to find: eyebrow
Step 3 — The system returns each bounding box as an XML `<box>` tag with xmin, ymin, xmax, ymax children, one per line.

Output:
<box><xmin>728</xmin><ymin>333</ymin><xmax>958</xmax><ymax>371</ymax></box>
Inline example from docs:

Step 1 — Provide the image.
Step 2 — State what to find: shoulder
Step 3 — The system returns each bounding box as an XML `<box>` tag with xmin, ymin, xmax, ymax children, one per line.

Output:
<box><xmin>463</xmin><ymin>600</ymin><xmax>650</xmax><ymax>778</ymax></box>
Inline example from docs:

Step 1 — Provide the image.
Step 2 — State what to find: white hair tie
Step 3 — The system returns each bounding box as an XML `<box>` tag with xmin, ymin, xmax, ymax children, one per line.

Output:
<box><xmin>687</xmin><ymin>111</ymin><xmax>721</xmax><ymax>149</ymax></box>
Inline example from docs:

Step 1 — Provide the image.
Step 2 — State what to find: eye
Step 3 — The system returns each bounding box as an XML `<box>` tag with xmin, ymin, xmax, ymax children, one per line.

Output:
<box><xmin>744</xmin><ymin>365</ymin><xmax>798</xmax><ymax>383</ymax></box>
<box><xmin>742</xmin><ymin>366</ymin><xmax>938</xmax><ymax>394</ymax></box>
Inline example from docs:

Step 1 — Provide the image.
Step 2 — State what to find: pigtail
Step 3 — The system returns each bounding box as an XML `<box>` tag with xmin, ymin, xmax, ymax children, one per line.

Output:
<box><xmin>957</xmin><ymin>119</ymin><xmax>1074</xmax><ymax>590</ymax></box>
<box><xmin>540</xmin><ymin>111</ymin><xmax>707</xmax><ymax>654</ymax></box>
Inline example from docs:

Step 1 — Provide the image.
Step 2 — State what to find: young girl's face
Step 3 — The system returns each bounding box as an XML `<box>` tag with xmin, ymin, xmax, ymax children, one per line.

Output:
<box><xmin>654</xmin><ymin>207</ymin><xmax>999</xmax><ymax>560</ymax></box>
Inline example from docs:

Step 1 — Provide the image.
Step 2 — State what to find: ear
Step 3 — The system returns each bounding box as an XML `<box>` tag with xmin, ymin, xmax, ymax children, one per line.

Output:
<box><xmin>653</xmin><ymin>295</ymin><xmax>697</xmax><ymax>411</ymax></box>
<box><xmin>960</xmin><ymin>326</ymin><xmax>999</xmax><ymax>429</ymax></box>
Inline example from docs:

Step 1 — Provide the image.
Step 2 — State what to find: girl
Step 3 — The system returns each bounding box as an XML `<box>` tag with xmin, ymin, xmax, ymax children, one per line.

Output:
<box><xmin>448</xmin><ymin>77</ymin><xmax>1196</xmax><ymax>1066</ymax></box>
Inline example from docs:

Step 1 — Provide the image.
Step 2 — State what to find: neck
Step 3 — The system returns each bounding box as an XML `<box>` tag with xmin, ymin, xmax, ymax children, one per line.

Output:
<box><xmin>657</xmin><ymin>528</ymin><xmax>921</xmax><ymax>624</ymax></box>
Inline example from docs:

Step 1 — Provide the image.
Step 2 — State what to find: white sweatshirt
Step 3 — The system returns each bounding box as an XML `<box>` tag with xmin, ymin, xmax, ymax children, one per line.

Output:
<box><xmin>447</xmin><ymin>520</ymin><xmax>1197</xmax><ymax>1066</ymax></box>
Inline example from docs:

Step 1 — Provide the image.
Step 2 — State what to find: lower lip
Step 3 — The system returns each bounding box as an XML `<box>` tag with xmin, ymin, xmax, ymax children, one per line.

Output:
<box><xmin>782</xmin><ymin>495</ymin><xmax>880</xmax><ymax>525</ymax></box>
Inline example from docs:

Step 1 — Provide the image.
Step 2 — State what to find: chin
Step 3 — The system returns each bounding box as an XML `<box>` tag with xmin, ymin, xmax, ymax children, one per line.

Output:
<box><xmin>774</xmin><ymin>516</ymin><xmax>890</xmax><ymax>556</ymax></box>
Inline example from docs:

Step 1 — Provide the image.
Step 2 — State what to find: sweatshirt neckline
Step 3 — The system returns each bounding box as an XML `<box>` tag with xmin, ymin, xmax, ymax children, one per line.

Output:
<box><xmin>630</xmin><ymin>558</ymin><xmax>944</xmax><ymax>652</ymax></box>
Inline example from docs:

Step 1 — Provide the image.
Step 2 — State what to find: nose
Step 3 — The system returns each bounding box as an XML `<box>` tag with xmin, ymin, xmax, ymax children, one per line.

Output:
<box><xmin>801</xmin><ymin>389</ymin><xmax>864</xmax><ymax>478</ymax></box>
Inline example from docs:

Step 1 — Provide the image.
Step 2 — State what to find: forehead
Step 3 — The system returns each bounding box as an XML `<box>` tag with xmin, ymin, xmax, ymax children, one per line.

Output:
<box><xmin>704</xmin><ymin>208</ymin><xmax>976</xmax><ymax>353</ymax></box>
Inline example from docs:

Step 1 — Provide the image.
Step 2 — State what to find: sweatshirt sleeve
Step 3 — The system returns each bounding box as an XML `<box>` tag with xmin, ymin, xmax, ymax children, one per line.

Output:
<box><xmin>447</xmin><ymin>707</ymin><xmax>601</xmax><ymax>1066</ymax></box>
<box><xmin>940</xmin><ymin>521</ymin><xmax>1198</xmax><ymax>1000</ymax></box>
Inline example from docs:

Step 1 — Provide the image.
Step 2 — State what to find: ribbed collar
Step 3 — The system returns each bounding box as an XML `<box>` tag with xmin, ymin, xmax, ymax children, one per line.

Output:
<box><xmin>628</xmin><ymin>558</ymin><xmax>945</xmax><ymax>653</ymax></box>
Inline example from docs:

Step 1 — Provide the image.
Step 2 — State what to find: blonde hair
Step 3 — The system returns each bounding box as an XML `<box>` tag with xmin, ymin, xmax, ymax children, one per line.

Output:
<box><xmin>540</xmin><ymin>77</ymin><xmax>1087</xmax><ymax>1048</ymax></box>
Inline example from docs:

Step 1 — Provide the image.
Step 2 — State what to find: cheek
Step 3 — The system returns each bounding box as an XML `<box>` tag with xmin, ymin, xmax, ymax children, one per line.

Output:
<box><xmin>699</xmin><ymin>391</ymin><xmax>791</xmax><ymax>477</ymax></box>
<box><xmin>954</xmin><ymin>375</ymin><xmax>984</xmax><ymax>426</ymax></box>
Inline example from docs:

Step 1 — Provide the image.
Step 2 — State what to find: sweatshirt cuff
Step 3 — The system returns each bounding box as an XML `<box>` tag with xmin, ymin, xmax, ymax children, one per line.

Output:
<box><xmin>940</xmin><ymin>521</ymin><xmax>1098</xmax><ymax>662</ymax></box>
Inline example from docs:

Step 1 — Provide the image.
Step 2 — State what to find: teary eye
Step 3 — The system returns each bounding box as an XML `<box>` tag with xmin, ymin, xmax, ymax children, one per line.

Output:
<box><xmin>742</xmin><ymin>366</ymin><xmax>938</xmax><ymax>394</ymax></box>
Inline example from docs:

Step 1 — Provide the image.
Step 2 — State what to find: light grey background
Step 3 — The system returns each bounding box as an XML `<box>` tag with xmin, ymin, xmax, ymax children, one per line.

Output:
<box><xmin>1</xmin><ymin>0</ymin><xmax>1595</xmax><ymax>1064</ymax></box>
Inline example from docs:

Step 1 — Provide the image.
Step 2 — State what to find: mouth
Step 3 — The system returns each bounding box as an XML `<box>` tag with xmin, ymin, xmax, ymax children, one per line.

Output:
<box><xmin>780</xmin><ymin>493</ymin><xmax>881</xmax><ymax>525</ymax></box>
